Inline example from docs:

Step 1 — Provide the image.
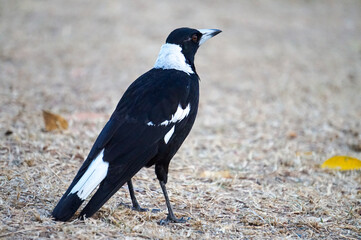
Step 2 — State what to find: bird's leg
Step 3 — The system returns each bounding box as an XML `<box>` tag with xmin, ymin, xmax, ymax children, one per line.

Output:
<box><xmin>159</xmin><ymin>180</ymin><xmax>189</xmax><ymax>225</ymax></box>
<box><xmin>127</xmin><ymin>179</ymin><xmax>148</xmax><ymax>212</ymax></box>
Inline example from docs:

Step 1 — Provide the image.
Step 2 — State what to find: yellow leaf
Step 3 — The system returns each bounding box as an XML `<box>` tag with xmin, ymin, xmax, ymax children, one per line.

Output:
<box><xmin>321</xmin><ymin>156</ymin><xmax>361</xmax><ymax>171</ymax></box>
<box><xmin>199</xmin><ymin>170</ymin><xmax>232</xmax><ymax>179</ymax></box>
<box><xmin>42</xmin><ymin>110</ymin><xmax>68</xmax><ymax>131</ymax></box>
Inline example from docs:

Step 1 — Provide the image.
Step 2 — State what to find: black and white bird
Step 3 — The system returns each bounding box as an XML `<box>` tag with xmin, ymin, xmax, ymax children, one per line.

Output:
<box><xmin>52</xmin><ymin>27</ymin><xmax>221</xmax><ymax>224</ymax></box>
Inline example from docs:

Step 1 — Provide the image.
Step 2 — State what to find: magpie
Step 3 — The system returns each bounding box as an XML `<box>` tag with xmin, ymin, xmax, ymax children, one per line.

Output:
<box><xmin>52</xmin><ymin>27</ymin><xmax>221</xmax><ymax>224</ymax></box>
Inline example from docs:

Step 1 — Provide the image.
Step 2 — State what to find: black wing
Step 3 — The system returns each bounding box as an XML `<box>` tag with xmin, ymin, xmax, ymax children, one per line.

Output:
<box><xmin>79</xmin><ymin>69</ymin><xmax>194</xmax><ymax>218</ymax></box>
<box><xmin>52</xmin><ymin>69</ymin><xmax>194</xmax><ymax>221</ymax></box>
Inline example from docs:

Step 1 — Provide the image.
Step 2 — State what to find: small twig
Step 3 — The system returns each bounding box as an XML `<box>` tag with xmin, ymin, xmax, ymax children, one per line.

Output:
<box><xmin>248</xmin><ymin>207</ymin><xmax>276</xmax><ymax>232</ymax></box>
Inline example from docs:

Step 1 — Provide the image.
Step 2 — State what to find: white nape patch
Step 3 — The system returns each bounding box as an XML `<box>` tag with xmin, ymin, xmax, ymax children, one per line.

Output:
<box><xmin>154</xmin><ymin>43</ymin><xmax>194</xmax><ymax>75</ymax></box>
<box><xmin>160</xmin><ymin>103</ymin><xmax>191</xmax><ymax>126</ymax></box>
<box><xmin>68</xmin><ymin>149</ymin><xmax>109</xmax><ymax>200</ymax></box>
<box><xmin>164</xmin><ymin>126</ymin><xmax>175</xmax><ymax>144</ymax></box>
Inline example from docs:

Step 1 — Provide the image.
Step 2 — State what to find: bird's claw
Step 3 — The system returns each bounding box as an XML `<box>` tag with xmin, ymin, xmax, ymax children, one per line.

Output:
<box><xmin>159</xmin><ymin>216</ymin><xmax>190</xmax><ymax>225</ymax></box>
<box><xmin>132</xmin><ymin>204</ymin><xmax>161</xmax><ymax>213</ymax></box>
<box><xmin>151</xmin><ymin>208</ymin><xmax>161</xmax><ymax>213</ymax></box>
<box><xmin>120</xmin><ymin>202</ymin><xmax>160</xmax><ymax>213</ymax></box>
<box><xmin>119</xmin><ymin>202</ymin><xmax>148</xmax><ymax>212</ymax></box>
<box><xmin>132</xmin><ymin>206</ymin><xmax>148</xmax><ymax>212</ymax></box>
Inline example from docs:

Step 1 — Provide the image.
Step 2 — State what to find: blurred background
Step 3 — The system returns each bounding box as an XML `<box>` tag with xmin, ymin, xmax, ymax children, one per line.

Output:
<box><xmin>1</xmin><ymin>1</ymin><xmax>360</xmax><ymax>144</ymax></box>
<box><xmin>0</xmin><ymin>0</ymin><xmax>360</xmax><ymax>238</ymax></box>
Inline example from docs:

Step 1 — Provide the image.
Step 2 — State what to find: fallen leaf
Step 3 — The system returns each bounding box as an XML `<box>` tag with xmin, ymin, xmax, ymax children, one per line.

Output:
<box><xmin>287</xmin><ymin>131</ymin><xmax>297</xmax><ymax>139</ymax></box>
<box><xmin>200</xmin><ymin>170</ymin><xmax>232</xmax><ymax>179</ymax></box>
<box><xmin>321</xmin><ymin>155</ymin><xmax>361</xmax><ymax>171</ymax></box>
<box><xmin>42</xmin><ymin>110</ymin><xmax>68</xmax><ymax>131</ymax></box>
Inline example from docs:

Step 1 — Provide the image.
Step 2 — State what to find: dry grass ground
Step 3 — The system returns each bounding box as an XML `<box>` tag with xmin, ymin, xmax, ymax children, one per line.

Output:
<box><xmin>1</xmin><ymin>0</ymin><xmax>361</xmax><ymax>239</ymax></box>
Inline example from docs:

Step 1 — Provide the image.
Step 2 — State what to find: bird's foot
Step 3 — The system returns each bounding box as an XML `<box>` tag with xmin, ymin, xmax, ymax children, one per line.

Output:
<box><xmin>132</xmin><ymin>205</ymin><xmax>148</xmax><ymax>212</ymax></box>
<box><xmin>131</xmin><ymin>203</ymin><xmax>161</xmax><ymax>213</ymax></box>
<box><xmin>119</xmin><ymin>202</ymin><xmax>160</xmax><ymax>213</ymax></box>
<box><xmin>159</xmin><ymin>215</ymin><xmax>190</xmax><ymax>225</ymax></box>
<box><xmin>119</xmin><ymin>202</ymin><xmax>147</xmax><ymax>212</ymax></box>
<box><xmin>151</xmin><ymin>208</ymin><xmax>161</xmax><ymax>213</ymax></box>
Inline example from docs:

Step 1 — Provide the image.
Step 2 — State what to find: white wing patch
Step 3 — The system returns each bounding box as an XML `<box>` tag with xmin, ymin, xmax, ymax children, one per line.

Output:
<box><xmin>146</xmin><ymin>103</ymin><xmax>191</xmax><ymax>127</ymax></box>
<box><xmin>160</xmin><ymin>103</ymin><xmax>191</xmax><ymax>126</ymax></box>
<box><xmin>147</xmin><ymin>121</ymin><xmax>155</xmax><ymax>126</ymax></box>
<box><xmin>145</xmin><ymin>103</ymin><xmax>190</xmax><ymax>144</ymax></box>
<box><xmin>68</xmin><ymin>149</ymin><xmax>109</xmax><ymax>200</ymax></box>
<box><xmin>154</xmin><ymin>43</ymin><xmax>194</xmax><ymax>75</ymax></box>
<box><xmin>164</xmin><ymin>126</ymin><xmax>175</xmax><ymax>144</ymax></box>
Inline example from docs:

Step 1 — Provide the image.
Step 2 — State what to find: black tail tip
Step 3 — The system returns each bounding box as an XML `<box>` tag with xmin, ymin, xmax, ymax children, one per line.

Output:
<box><xmin>52</xmin><ymin>205</ymin><xmax>78</xmax><ymax>222</ymax></box>
<box><xmin>52</xmin><ymin>193</ymin><xmax>84</xmax><ymax>222</ymax></box>
<box><xmin>52</xmin><ymin>210</ymin><xmax>73</xmax><ymax>222</ymax></box>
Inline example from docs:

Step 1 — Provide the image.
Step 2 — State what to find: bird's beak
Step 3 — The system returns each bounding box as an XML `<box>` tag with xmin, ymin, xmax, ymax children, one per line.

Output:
<box><xmin>198</xmin><ymin>29</ymin><xmax>222</xmax><ymax>46</ymax></box>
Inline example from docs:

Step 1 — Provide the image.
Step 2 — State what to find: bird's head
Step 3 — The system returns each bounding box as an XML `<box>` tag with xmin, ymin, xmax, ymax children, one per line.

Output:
<box><xmin>154</xmin><ymin>27</ymin><xmax>222</xmax><ymax>75</ymax></box>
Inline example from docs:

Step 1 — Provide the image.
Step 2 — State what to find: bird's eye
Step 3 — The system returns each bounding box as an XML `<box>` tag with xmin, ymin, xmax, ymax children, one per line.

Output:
<box><xmin>192</xmin><ymin>34</ymin><xmax>198</xmax><ymax>43</ymax></box>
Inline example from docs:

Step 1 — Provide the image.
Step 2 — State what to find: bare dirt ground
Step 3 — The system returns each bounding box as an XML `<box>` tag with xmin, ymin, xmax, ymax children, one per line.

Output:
<box><xmin>1</xmin><ymin>0</ymin><xmax>361</xmax><ymax>239</ymax></box>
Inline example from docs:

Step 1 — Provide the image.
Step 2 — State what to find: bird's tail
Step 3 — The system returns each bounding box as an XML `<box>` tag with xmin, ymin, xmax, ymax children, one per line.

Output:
<box><xmin>53</xmin><ymin>142</ymin><xmax>158</xmax><ymax>221</ymax></box>
<box><xmin>52</xmin><ymin>150</ymin><xmax>109</xmax><ymax>221</ymax></box>
<box><xmin>52</xmin><ymin>192</ymin><xmax>84</xmax><ymax>221</ymax></box>
<box><xmin>78</xmin><ymin>175</ymin><xmax>128</xmax><ymax>219</ymax></box>
<box><xmin>79</xmin><ymin>146</ymin><xmax>159</xmax><ymax>219</ymax></box>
